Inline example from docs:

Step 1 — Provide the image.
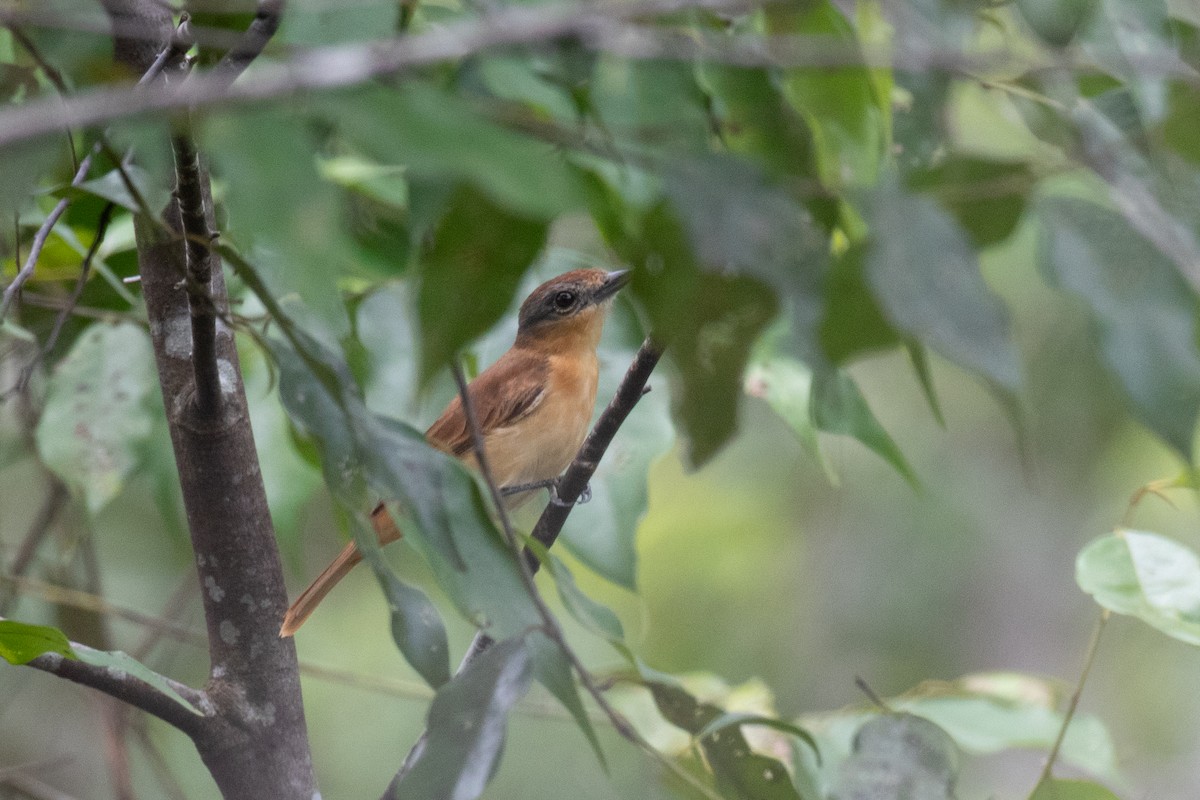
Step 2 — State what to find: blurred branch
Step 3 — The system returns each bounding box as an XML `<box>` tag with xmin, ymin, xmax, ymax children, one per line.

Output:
<box><xmin>0</xmin><ymin>480</ymin><xmax>68</xmax><ymax>614</ymax></box>
<box><xmin>211</xmin><ymin>0</ymin><xmax>286</xmax><ymax>89</ymax></box>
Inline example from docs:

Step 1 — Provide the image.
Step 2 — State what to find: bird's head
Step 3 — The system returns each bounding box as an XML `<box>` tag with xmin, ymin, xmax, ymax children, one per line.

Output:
<box><xmin>516</xmin><ymin>268</ymin><xmax>630</xmax><ymax>351</ymax></box>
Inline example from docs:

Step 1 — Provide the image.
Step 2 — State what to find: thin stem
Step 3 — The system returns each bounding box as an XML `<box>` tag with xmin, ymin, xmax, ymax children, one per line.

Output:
<box><xmin>0</xmin><ymin>480</ymin><xmax>68</xmax><ymax>614</ymax></box>
<box><xmin>1037</xmin><ymin>608</ymin><xmax>1109</xmax><ymax>786</ymax></box>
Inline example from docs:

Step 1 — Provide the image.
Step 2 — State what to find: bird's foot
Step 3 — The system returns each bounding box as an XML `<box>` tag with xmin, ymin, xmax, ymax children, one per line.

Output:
<box><xmin>549</xmin><ymin>480</ymin><xmax>592</xmax><ymax>507</ymax></box>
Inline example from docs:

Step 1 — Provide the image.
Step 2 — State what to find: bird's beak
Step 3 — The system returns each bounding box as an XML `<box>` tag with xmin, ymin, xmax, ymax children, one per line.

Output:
<box><xmin>594</xmin><ymin>269</ymin><xmax>631</xmax><ymax>303</ymax></box>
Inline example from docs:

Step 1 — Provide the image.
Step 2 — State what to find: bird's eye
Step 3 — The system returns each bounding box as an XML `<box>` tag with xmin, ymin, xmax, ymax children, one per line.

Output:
<box><xmin>553</xmin><ymin>291</ymin><xmax>577</xmax><ymax>312</ymax></box>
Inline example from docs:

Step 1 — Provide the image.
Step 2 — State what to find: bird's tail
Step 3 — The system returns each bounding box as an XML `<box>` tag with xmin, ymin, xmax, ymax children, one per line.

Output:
<box><xmin>279</xmin><ymin>504</ymin><xmax>402</xmax><ymax>637</ymax></box>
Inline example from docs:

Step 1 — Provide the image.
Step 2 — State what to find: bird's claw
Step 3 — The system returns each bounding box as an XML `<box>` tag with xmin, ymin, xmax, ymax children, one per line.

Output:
<box><xmin>549</xmin><ymin>481</ymin><xmax>593</xmax><ymax>507</ymax></box>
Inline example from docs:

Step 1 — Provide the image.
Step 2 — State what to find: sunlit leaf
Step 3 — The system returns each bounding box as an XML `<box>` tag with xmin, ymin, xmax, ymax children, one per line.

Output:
<box><xmin>35</xmin><ymin>322</ymin><xmax>158</xmax><ymax>513</ymax></box>
<box><xmin>390</xmin><ymin>635</ymin><xmax>533</xmax><ymax>800</ymax></box>
<box><xmin>1077</xmin><ymin>530</ymin><xmax>1200</xmax><ymax>645</ymax></box>
<box><xmin>1039</xmin><ymin>197</ymin><xmax>1200</xmax><ymax>459</ymax></box>
<box><xmin>0</xmin><ymin>620</ymin><xmax>75</xmax><ymax>665</ymax></box>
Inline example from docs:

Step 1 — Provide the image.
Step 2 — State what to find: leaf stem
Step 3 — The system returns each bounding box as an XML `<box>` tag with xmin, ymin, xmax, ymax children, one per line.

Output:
<box><xmin>1037</xmin><ymin>608</ymin><xmax>1109</xmax><ymax>787</ymax></box>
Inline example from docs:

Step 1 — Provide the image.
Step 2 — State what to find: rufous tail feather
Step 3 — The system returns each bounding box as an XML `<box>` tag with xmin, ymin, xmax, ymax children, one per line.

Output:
<box><xmin>279</xmin><ymin>504</ymin><xmax>402</xmax><ymax>637</ymax></box>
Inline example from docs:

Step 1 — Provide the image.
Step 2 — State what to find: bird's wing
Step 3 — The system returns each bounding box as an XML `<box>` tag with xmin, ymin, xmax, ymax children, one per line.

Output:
<box><xmin>425</xmin><ymin>348</ymin><xmax>549</xmax><ymax>457</ymax></box>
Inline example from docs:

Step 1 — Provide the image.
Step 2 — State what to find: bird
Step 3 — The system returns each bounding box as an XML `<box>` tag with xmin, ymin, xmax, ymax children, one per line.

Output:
<box><xmin>279</xmin><ymin>268</ymin><xmax>631</xmax><ymax>637</ymax></box>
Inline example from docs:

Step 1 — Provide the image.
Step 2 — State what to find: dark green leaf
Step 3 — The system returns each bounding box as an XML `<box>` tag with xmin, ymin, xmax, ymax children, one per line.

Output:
<box><xmin>35</xmin><ymin>322</ymin><xmax>159</xmax><ymax>513</ymax></box>
<box><xmin>527</xmin><ymin>631</ymin><xmax>607</xmax><ymax>770</ymax></box>
<box><xmin>390</xmin><ymin>636</ymin><xmax>533</xmax><ymax>800</ymax></box>
<box><xmin>529</xmin><ymin>541</ymin><xmax>625</xmax><ymax>643</ymax></box>
<box><xmin>1029</xmin><ymin>778</ymin><xmax>1122</xmax><ymax>800</ymax></box>
<box><xmin>417</xmin><ymin>185</ymin><xmax>547</xmax><ymax>383</ymax></box>
<box><xmin>821</xmin><ymin>244</ymin><xmax>901</xmax><ymax>363</ymax></box>
<box><xmin>0</xmin><ymin>140</ymin><xmax>59</xmax><ymax>225</ymax></box>
<box><xmin>374</xmin><ymin>565</ymin><xmax>451</xmax><ymax>689</ymax></box>
<box><xmin>1038</xmin><ymin>198</ymin><xmax>1200</xmax><ymax>458</ymax></box>
<box><xmin>1017</xmin><ymin>0</ymin><xmax>1096</xmax><ymax>46</ymax></box>
<box><xmin>907</xmin><ymin>157</ymin><xmax>1036</xmax><ymax>247</ymax></box>
<box><xmin>645</xmin><ymin>679</ymin><xmax>805</xmax><ymax>800</ymax></box>
<box><xmin>0</xmin><ymin>620</ymin><xmax>75</xmax><ymax>665</ymax></box>
<box><xmin>591</xmin><ymin>59</ymin><xmax>711</xmax><ymax>156</ymax></box>
<box><xmin>864</xmin><ymin>179</ymin><xmax>1021</xmax><ymax>391</ymax></box>
<box><xmin>324</xmin><ymin>83</ymin><xmax>586</xmax><ymax>219</ymax></box>
<box><xmin>835</xmin><ymin>714</ymin><xmax>960</xmax><ymax>800</ymax></box>
<box><xmin>811</xmin><ymin>369</ymin><xmax>916</xmax><ymax>485</ymax></box>
<box><xmin>1077</xmin><ymin>530</ymin><xmax>1200</xmax><ymax>645</ymax></box>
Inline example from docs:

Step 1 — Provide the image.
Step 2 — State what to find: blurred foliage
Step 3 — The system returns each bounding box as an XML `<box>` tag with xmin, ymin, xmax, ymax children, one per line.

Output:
<box><xmin>3</xmin><ymin>0</ymin><xmax>1200</xmax><ymax>798</ymax></box>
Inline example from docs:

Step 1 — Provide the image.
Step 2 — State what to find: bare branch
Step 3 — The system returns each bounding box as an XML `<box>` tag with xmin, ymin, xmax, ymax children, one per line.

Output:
<box><xmin>0</xmin><ymin>480</ymin><xmax>67</xmax><ymax>614</ymax></box>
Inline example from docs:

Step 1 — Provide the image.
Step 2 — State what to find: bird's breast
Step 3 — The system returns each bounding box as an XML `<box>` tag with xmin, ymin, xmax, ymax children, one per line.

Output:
<box><xmin>483</xmin><ymin>351</ymin><xmax>598</xmax><ymax>493</ymax></box>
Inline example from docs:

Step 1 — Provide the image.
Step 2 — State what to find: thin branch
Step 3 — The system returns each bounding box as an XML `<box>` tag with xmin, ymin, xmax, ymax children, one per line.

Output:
<box><xmin>1036</xmin><ymin>608</ymin><xmax>1109</xmax><ymax>786</ymax></box>
<box><xmin>0</xmin><ymin>0</ymin><xmax>780</xmax><ymax>149</ymax></box>
<box><xmin>211</xmin><ymin>0</ymin><xmax>285</xmax><ymax>89</ymax></box>
<box><xmin>0</xmin><ymin>480</ymin><xmax>68</xmax><ymax>614</ymax></box>
<box><xmin>6</xmin><ymin>619</ymin><xmax>211</xmax><ymax>736</ymax></box>
<box><xmin>0</xmin><ymin>147</ymin><xmax>99</xmax><ymax>323</ymax></box>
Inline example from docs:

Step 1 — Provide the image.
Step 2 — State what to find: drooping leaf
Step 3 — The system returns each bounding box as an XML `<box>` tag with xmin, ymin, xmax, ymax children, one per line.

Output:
<box><xmin>744</xmin><ymin>356</ymin><xmax>828</xmax><ymax>478</ymax></box>
<box><xmin>389</xmin><ymin>635</ymin><xmax>533</xmax><ymax>800</ymax></box>
<box><xmin>0</xmin><ymin>620</ymin><xmax>75</xmax><ymax>665</ymax></box>
<box><xmin>74</xmin><ymin>646</ymin><xmax>205</xmax><ymax>715</ymax></box>
<box><xmin>417</xmin><ymin>185</ymin><xmax>547</xmax><ymax>383</ymax></box>
<box><xmin>528</xmin><ymin>541</ymin><xmax>625</xmax><ymax>644</ymax></box>
<box><xmin>1077</xmin><ymin>530</ymin><xmax>1200</xmax><ymax>645</ymax></box>
<box><xmin>820</xmin><ymin>243</ymin><xmax>901</xmax><ymax>364</ymax></box>
<box><xmin>834</xmin><ymin>714</ymin><xmax>960</xmax><ymax>800</ymax></box>
<box><xmin>527</xmin><ymin>631</ymin><xmax>607</xmax><ymax>770</ymax></box>
<box><xmin>864</xmin><ymin>178</ymin><xmax>1022</xmax><ymax>391</ymax></box>
<box><xmin>811</xmin><ymin>368</ymin><xmax>916</xmax><ymax>485</ymax></box>
<box><xmin>1029</xmin><ymin>778</ymin><xmax>1122</xmax><ymax>800</ymax></box>
<box><xmin>35</xmin><ymin>322</ymin><xmax>159</xmax><ymax>513</ymax></box>
<box><xmin>1038</xmin><ymin>197</ymin><xmax>1200</xmax><ymax>459</ymax></box>
<box><xmin>374</xmin><ymin>565</ymin><xmax>451</xmax><ymax>689</ymax></box>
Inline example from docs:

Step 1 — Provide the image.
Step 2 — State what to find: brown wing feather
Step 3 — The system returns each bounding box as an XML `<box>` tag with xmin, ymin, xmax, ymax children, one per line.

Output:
<box><xmin>424</xmin><ymin>347</ymin><xmax>549</xmax><ymax>457</ymax></box>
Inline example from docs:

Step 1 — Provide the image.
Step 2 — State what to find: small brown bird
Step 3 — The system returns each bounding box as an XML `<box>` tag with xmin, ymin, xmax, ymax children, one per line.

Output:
<box><xmin>279</xmin><ymin>268</ymin><xmax>630</xmax><ymax>636</ymax></box>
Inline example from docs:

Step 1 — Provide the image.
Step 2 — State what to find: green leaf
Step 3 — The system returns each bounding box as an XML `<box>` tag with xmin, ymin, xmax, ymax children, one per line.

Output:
<box><xmin>75</xmin><ymin>646</ymin><xmax>204</xmax><ymax>715</ymax></box>
<box><xmin>744</xmin><ymin>355</ymin><xmax>833</xmax><ymax>481</ymax></box>
<box><xmin>66</xmin><ymin>164</ymin><xmax>169</xmax><ymax>216</ymax></box>
<box><xmin>767</xmin><ymin>1</ymin><xmax>887</xmax><ymax>187</ymax></box>
<box><xmin>204</xmin><ymin>109</ymin><xmax>352</xmax><ymax>340</ymax></box>
<box><xmin>694</xmin><ymin>712</ymin><xmax>819</xmax><ymax>761</ymax></box>
<box><xmin>907</xmin><ymin>157</ymin><xmax>1036</xmax><ymax>247</ymax></box>
<box><xmin>325</xmin><ymin>83</ymin><xmax>585</xmax><ymax>219</ymax></box>
<box><xmin>591</xmin><ymin>59</ymin><xmax>711</xmax><ymax>156</ymax></box>
<box><xmin>527</xmin><ymin>631</ymin><xmax>607</xmax><ymax>770</ymax></box>
<box><xmin>645</xmin><ymin>679</ymin><xmax>805</xmax><ymax>800</ymax></box>
<box><xmin>820</xmin><ymin>243</ymin><xmax>901</xmax><ymax>364</ymax></box>
<box><xmin>1077</xmin><ymin>530</ymin><xmax>1200</xmax><ymax>645</ymax></box>
<box><xmin>390</xmin><ymin>635</ymin><xmax>533</xmax><ymax>800</ymax></box>
<box><xmin>1038</xmin><ymin>198</ymin><xmax>1200</xmax><ymax>459</ymax></box>
<box><xmin>811</xmin><ymin>369</ymin><xmax>916</xmax><ymax>485</ymax></box>
<box><xmin>1029</xmin><ymin>778</ymin><xmax>1122</xmax><ymax>800</ymax></box>
<box><xmin>834</xmin><ymin>714</ymin><xmax>959</xmax><ymax>800</ymax></box>
<box><xmin>417</xmin><ymin>185</ymin><xmax>547</xmax><ymax>383</ymax></box>
<box><xmin>0</xmin><ymin>620</ymin><xmax>75</xmax><ymax>665</ymax></box>
<box><xmin>864</xmin><ymin>178</ymin><xmax>1021</xmax><ymax>391</ymax></box>
<box><xmin>35</xmin><ymin>322</ymin><xmax>159</xmax><ymax>513</ymax></box>
<box><xmin>530</xmin><ymin>542</ymin><xmax>625</xmax><ymax>644</ymax></box>
<box><xmin>0</xmin><ymin>140</ymin><xmax>59</xmax><ymax>225</ymax></box>
<box><xmin>374</xmin><ymin>565</ymin><xmax>451</xmax><ymax>689</ymax></box>
<box><xmin>1017</xmin><ymin>0</ymin><xmax>1097</xmax><ymax>46</ymax></box>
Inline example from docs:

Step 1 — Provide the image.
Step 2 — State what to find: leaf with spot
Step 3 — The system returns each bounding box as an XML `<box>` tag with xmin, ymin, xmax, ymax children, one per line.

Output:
<box><xmin>389</xmin><ymin>635</ymin><xmax>533</xmax><ymax>800</ymax></box>
<box><xmin>0</xmin><ymin>621</ymin><xmax>75</xmax><ymax>665</ymax></box>
<box><xmin>35</xmin><ymin>322</ymin><xmax>159</xmax><ymax>513</ymax></box>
